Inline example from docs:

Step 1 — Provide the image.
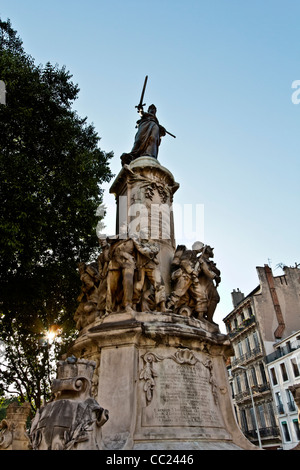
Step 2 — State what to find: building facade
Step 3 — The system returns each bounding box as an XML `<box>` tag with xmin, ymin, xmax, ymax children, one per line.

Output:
<box><xmin>223</xmin><ymin>265</ymin><xmax>300</xmax><ymax>449</ymax></box>
<box><xmin>265</xmin><ymin>330</ymin><xmax>300</xmax><ymax>450</ymax></box>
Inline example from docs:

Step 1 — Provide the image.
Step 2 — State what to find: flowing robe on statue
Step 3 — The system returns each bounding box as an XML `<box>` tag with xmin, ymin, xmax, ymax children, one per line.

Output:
<box><xmin>120</xmin><ymin>105</ymin><xmax>166</xmax><ymax>165</ymax></box>
<box><xmin>132</xmin><ymin>113</ymin><xmax>160</xmax><ymax>158</ymax></box>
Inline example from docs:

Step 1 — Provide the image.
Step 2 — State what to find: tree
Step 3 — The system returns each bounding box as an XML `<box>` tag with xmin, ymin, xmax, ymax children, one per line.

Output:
<box><xmin>0</xmin><ymin>18</ymin><xmax>113</xmax><ymax>411</ymax></box>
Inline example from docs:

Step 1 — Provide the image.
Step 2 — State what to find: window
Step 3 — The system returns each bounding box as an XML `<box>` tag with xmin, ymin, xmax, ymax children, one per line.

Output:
<box><xmin>259</xmin><ymin>362</ymin><xmax>268</xmax><ymax>384</ymax></box>
<box><xmin>237</xmin><ymin>341</ymin><xmax>243</xmax><ymax>357</ymax></box>
<box><xmin>248</xmin><ymin>306</ymin><xmax>253</xmax><ymax>317</ymax></box>
<box><xmin>281</xmin><ymin>422</ymin><xmax>291</xmax><ymax>442</ymax></box>
<box><xmin>244</xmin><ymin>371</ymin><xmax>249</xmax><ymax>391</ymax></box>
<box><xmin>276</xmin><ymin>392</ymin><xmax>284</xmax><ymax>414</ymax></box>
<box><xmin>258</xmin><ymin>405</ymin><xmax>266</xmax><ymax>428</ymax></box>
<box><xmin>236</xmin><ymin>374</ymin><xmax>242</xmax><ymax>394</ymax></box>
<box><xmin>267</xmin><ymin>402</ymin><xmax>277</xmax><ymax>428</ymax></box>
<box><xmin>245</xmin><ymin>336</ymin><xmax>251</xmax><ymax>354</ymax></box>
<box><xmin>280</xmin><ymin>362</ymin><xmax>288</xmax><ymax>382</ymax></box>
<box><xmin>270</xmin><ymin>367</ymin><xmax>278</xmax><ymax>385</ymax></box>
<box><xmin>240</xmin><ymin>409</ymin><xmax>249</xmax><ymax>433</ymax></box>
<box><xmin>293</xmin><ymin>419</ymin><xmax>300</xmax><ymax>440</ymax></box>
<box><xmin>286</xmin><ymin>389</ymin><xmax>296</xmax><ymax>412</ymax></box>
<box><xmin>230</xmin><ymin>382</ymin><xmax>234</xmax><ymax>399</ymax></box>
<box><xmin>250</xmin><ymin>407</ymin><xmax>257</xmax><ymax>430</ymax></box>
<box><xmin>250</xmin><ymin>367</ymin><xmax>258</xmax><ymax>386</ymax></box>
<box><xmin>253</xmin><ymin>331</ymin><xmax>260</xmax><ymax>350</ymax></box>
<box><xmin>291</xmin><ymin>357</ymin><xmax>300</xmax><ymax>378</ymax></box>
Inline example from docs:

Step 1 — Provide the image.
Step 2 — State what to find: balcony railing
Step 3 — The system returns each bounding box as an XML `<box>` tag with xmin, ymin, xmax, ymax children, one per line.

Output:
<box><xmin>234</xmin><ymin>383</ymin><xmax>271</xmax><ymax>402</ymax></box>
<box><xmin>244</xmin><ymin>426</ymin><xmax>280</xmax><ymax>441</ymax></box>
<box><xmin>231</xmin><ymin>346</ymin><xmax>263</xmax><ymax>368</ymax></box>
<box><xmin>228</xmin><ymin>316</ymin><xmax>256</xmax><ymax>338</ymax></box>
<box><xmin>265</xmin><ymin>340</ymin><xmax>300</xmax><ymax>364</ymax></box>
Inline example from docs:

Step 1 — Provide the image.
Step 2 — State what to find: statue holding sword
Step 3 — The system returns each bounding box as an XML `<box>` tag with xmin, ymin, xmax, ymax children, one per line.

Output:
<box><xmin>121</xmin><ymin>76</ymin><xmax>176</xmax><ymax>165</ymax></box>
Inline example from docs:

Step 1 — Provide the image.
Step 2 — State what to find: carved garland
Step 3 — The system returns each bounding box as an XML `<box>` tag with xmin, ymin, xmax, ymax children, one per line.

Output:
<box><xmin>144</xmin><ymin>182</ymin><xmax>169</xmax><ymax>204</ymax></box>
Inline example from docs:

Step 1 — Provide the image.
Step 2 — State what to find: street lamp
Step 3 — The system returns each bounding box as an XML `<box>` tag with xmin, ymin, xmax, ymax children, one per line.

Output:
<box><xmin>236</xmin><ymin>365</ymin><xmax>262</xmax><ymax>449</ymax></box>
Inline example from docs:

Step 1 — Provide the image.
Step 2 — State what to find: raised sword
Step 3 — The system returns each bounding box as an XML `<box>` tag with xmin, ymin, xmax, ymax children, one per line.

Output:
<box><xmin>135</xmin><ymin>75</ymin><xmax>148</xmax><ymax>111</ymax></box>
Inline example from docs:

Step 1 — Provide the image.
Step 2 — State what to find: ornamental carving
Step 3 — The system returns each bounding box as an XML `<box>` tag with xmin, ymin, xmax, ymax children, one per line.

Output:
<box><xmin>29</xmin><ymin>357</ymin><xmax>109</xmax><ymax>450</ymax></box>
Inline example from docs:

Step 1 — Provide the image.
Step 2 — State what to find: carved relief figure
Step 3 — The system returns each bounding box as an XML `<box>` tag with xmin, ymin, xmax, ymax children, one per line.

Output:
<box><xmin>74</xmin><ymin>230</ymin><xmax>169</xmax><ymax>328</ymax></box>
<box><xmin>133</xmin><ymin>236</ymin><xmax>166</xmax><ymax>312</ymax></box>
<box><xmin>167</xmin><ymin>242</ymin><xmax>220</xmax><ymax>323</ymax></box>
<box><xmin>197</xmin><ymin>245</ymin><xmax>221</xmax><ymax>323</ymax></box>
<box><xmin>97</xmin><ymin>238</ymin><xmax>111</xmax><ymax>316</ymax></box>
<box><xmin>73</xmin><ymin>237</ymin><xmax>220</xmax><ymax>328</ymax></box>
<box><xmin>106</xmin><ymin>236</ymin><xmax>136</xmax><ymax>313</ymax></box>
<box><xmin>74</xmin><ymin>262</ymin><xmax>100</xmax><ymax>330</ymax></box>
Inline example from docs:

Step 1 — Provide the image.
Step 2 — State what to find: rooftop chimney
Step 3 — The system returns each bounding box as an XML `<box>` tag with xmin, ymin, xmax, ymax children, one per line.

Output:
<box><xmin>231</xmin><ymin>288</ymin><xmax>245</xmax><ymax>308</ymax></box>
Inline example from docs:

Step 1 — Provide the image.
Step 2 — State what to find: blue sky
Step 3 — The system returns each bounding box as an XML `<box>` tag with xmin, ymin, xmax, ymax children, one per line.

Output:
<box><xmin>1</xmin><ymin>0</ymin><xmax>300</xmax><ymax>331</ymax></box>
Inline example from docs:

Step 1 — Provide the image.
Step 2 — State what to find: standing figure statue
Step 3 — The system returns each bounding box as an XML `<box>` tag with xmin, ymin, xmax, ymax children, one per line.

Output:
<box><xmin>167</xmin><ymin>243</ymin><xmax>205</xmax><ymax>317</ymax></box>
<box><xmin>197</xmin><ymin>245</ymin><xmax>221</xmax><ymax>323</ymax></box>
<box><xmin>74</xmin><ymin>262</ymin><xmax>100</xmax><ymax>330</ymax></box>
<box><xmin>133</xmin><ymin>236</ymin><xmax>166</xmax><ymax>312</ymax></box>
<box><xmin>97</xmin><ymin>238</ymin><xmax>111</xmax><ymax>317</ymax></box>
<box><xmin>121</xmin><ymin>104</ymin><xmax>166</xmax><ymax>165</ymax></box>
<box><xmin>105</xmin><ymin>228</ymin><xmax>166</xmax><ymax>314</ymax></box>
<box><xmin>106</xmin><ymin>236</ymin><xmax>137</xmax><ymax>314</ymax></box>
<box><xmin>167</xmin><ymin>242</ymin><xmax>220</xmax><ymax>323</ymax></box>
<box><xmin>121</xmin><ymin>76</ymin><xmax>175</xmax><ymax>165</ymax></box>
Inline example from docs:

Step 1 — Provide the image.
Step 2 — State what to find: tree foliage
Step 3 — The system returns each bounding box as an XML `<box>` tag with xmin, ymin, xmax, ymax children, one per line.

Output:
<box><xmin>0</xmin><ymin>18</ymin><xmax>113</xmax><ymax>410</ymax></box>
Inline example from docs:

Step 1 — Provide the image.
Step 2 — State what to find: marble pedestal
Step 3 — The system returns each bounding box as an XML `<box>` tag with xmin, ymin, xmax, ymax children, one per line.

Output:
<box><xmin>69</xmin><ymin>312</ymin><xmax>257</xmax><ymax>450</ymax></box>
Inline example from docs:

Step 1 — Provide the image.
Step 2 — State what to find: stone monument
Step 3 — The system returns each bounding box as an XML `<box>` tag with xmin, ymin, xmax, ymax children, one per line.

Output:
<box><xmin>29</xmin><ymin>357</ymin><xmax>108</xmax><ymax>450</ymax></box>
<box><xmin>67</xmin><ymin>78</ymin><xmax>257</xmax><ymax>450</ymax></box>
<box><xmin>0</xmin><ymin>402</ymin><xmax>31</xmax><ymax>450</ymax></box>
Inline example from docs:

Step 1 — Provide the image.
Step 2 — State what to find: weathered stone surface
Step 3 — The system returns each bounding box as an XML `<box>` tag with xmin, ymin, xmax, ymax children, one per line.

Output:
<box><xmin>68</xmin><ymin>311</ymin><xmax>256</xmax><ymax>450</ymax></box>
<box><xmin>67</xmin><ymin>155</ymin><xmax>257</xmax><ymax>450</ymax></box>
<box><xmin>167</xmin><ymin>242</ymin><xmax>221</xmax><ymax>323</ymax></box>
<box><xmin>74</xmin><ymin>158</ymin><xmax>221</xmax><ymax>330</ymax></box>
<box><xmin>0</xmin><ymin>402</ymin><xmax>31</xmax><ymax>450</ymax></box>
<box><xmin>29</xmin><ymin>358</ymin><xmax>108</xmax><ymax>450</ymax></box>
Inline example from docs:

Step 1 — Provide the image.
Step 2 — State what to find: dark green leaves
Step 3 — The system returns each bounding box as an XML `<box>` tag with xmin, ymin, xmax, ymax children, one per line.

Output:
<box><xmin>0</xmin><ymin>18</ymin><xmax>113</xmax><ymax>408</ymax></box>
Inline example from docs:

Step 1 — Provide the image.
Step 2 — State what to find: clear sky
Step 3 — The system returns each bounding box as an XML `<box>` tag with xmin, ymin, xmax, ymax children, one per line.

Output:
<box><xmin>1</xmin><ymin>0</ymin><xmax>300</xmax><ymax>332</ymax></box>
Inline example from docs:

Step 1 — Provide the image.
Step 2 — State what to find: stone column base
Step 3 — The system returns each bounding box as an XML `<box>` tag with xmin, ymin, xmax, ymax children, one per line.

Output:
<box><xmin>68</xmin><ymin>312</ymin><xmax>257</xmax><ymax>450</ymax></box>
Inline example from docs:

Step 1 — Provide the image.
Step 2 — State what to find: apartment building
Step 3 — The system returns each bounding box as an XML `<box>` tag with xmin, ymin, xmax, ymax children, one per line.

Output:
<box><xmin>265</xmin><ymin>330</ymin><xmax>300</xmax><ymax>450</ymax></box>
<box><xmin>223</xmin><ymin>264</ymin><xmax>300</xmax><ymax>449</ymax></box>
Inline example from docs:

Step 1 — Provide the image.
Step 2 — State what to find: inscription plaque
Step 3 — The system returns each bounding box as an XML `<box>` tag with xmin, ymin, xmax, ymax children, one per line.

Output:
<box><xmin>140</xmin><ymin>349</ymin><xmax>225</xmax><ymax>432</ymax></box>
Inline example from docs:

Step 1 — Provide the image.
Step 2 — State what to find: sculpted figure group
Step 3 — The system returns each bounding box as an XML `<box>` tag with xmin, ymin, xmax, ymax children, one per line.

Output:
<box><xmin>74</xmin><ymin>234</ymin><xmax>220</xmax><ymax>330</ymax></box>
<box><xmin>167</xmin><ymin>241</ymin><xmax>220</xmax><ymax>322</ymax></box>
<box><xmin>74</xmin><ymin>232</ymin><xmax>166</xmax><ymax>330</ymax></box>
